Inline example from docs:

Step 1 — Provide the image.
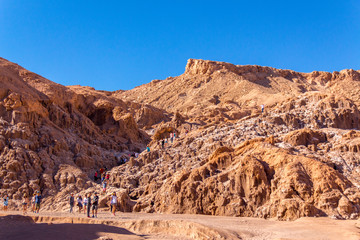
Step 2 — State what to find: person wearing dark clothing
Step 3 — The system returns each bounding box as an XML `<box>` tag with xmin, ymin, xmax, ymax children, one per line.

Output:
<box><xmin>92</xmin><ymin>193</ymin><xmax>99</xmax><ymax>218</ymax></box>
<box><xmin>35</xmin><ymin>192</ymin><xmax>42</xmax><ymax>213</ymax></box>
<box><xmin>69</xmin><ymin>193</ymin><xmax>74</xmax><ymax>213</ymax></box>
<box><xmin>94</xmin><ymin>172</ymin><xmax>98</xmax><ymax>182</ymax></box>
<box><xmin>87</xmin><ymin>193</ymin><xmax>92</xmax><ymax>218</ymax></box>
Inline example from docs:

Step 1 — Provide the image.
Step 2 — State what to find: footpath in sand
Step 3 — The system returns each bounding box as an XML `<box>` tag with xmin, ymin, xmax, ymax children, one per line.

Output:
<box><xmin>0</xmin><ymin>211</ymin><xmax>359</xmax><ymax>240</ymax></box>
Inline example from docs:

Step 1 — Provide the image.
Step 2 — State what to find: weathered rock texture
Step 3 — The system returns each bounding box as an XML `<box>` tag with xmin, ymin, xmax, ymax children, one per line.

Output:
<box><xmin>2</xmin><ymin>57</ymin><xmax>360</xmax><ymax>220</ymax></box>
<box><xmin>0</xmin><ymin>57</ymin><xmax>150</xmax><ymax>206</ymax></box>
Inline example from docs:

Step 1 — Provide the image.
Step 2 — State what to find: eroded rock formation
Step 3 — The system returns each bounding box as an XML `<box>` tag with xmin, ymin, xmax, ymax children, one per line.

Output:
<box><xmin>2</xmin><ymin>57</ymin><xmax>360</xmax><ymax>221</ymax></box>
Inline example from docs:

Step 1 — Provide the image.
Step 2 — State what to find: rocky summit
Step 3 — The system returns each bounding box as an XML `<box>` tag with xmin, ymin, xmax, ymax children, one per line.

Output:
<box><xmin>1</xmin><ymin>57</ymin><xmax>360</xmax><ymax>220</ymax></box>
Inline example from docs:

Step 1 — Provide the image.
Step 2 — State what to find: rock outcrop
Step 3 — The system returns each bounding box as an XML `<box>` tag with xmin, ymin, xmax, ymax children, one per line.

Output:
<box><xmin>2</xmin><ymin>56</ymin><xmax>360</xmax><ymax>221</ymax></box>
<box><xmin>0</xmin><ymin>57</ymin><xmax>149</xmax><ymax>205</ymax></box>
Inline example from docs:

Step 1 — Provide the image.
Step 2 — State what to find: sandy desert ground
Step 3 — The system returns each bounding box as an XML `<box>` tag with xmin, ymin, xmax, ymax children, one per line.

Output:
<box><xmin>0</xmin><ymin>211</ymin><xmax>359</xmax><ymax>240</ymax></box>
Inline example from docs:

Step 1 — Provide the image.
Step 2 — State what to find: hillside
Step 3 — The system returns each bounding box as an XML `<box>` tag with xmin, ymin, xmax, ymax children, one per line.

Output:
<box><xmin>1</xmin><ymin>57</ymin><xmax>360</xmax><ymax>221</ymax></box>
<box><xmin>114</xmin><ymin>59</ymin><xmax>360</xmax><ymax>120</ymax></box>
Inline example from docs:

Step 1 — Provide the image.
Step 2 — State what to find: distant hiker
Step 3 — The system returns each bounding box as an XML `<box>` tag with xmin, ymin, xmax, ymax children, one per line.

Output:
<box><xmin>3</xmin><ymin>195</ymin><xmax>9</xmax><ymax>211</ymax></box>
<box><xmin>147</xmin><ymin>147</ymin><xmax>150</xmax><ymax>152</ymax></box>
<box><xmin>260</xmin><ymin>104</ymin><xmax>264</xmax><ymax>113</ymax></box>
<box><xmin>106</xmin><ymin>172</ymin><xmax>110</xmax><ymax>181</ymax></box>
<box><xmin>83</xmin><ymin>194</ymin><xmax>88</xmax><ymax>214</ymax></box>
<box><xmin>77</xmin><ymin>195</ymin><xmax>83</xmax><ymax>213</ymax></box>
<box><xmin>161</xmin><ymin>139</ymin><xmax>165</xmax><ymax>149</ymax></box>
<box><xmin>110</xmin><ymin>192</ymin><xmax>117</xmax><ymax>216</ymax></box>
<box><xmin>31</xmin><ymin>193</ymin><xmax>36</xmax><ymax>212</ymax></box>
<box><xmin>22</xmin><ymin>193</ymin><xmax>29</xmax><ymax>215</ymax></box>
<box><xmin>92</xmin><ymin>192</ymin><xmax>99</xmax><ymax>218</ymax></box>
<box><xmin>69</xmin><ymin>193</ymin><xmax>75</xmax><ymax>213</ymax></box>
<box><xmin>87</xmin><ymin>193</ymin><xmax>92</xmax><ymax>218</ymax></box>
<box><xmin>101</xmin><ymin>173</ymin><xmax>105</xmax><ymax>183</ymax></box>
<box><xmin>174</xmin><ymin>132</ymin><xmax>176</xmax><ymax>138</ymax></box>
<box><xmin>99</xmin><ymin>168</ymin><xmax>104</xmax><ymax>175</ymax></box>
<box><xmin>103</xmin><ymin>180</ymin><xmax>108</xmax><ymax>193</ymax></box>
<box><xmin>135</xmin><ymin>152</ymin><xmax>139</xmax><ymax>158</ymax></box>
<box><xmin>35</xmin><ymin>191</ymin><xmax>41</xmax><ymax>213</ymax></box>
<box><xmin>94</xmin><ymin>171</ymin><xmax>98</xmax><ymax>182</ymax></box>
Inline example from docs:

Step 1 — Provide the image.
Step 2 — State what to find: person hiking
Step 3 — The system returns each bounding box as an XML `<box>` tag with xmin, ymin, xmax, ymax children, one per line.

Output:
<box><xmin>92</xmin><ymin>192</ymin><xmax>99</xmax><ymax>218</ymax></box>
<box><xmin>94</xmin><ymin>171</ymin><xmax>98</xmax><ymax>182</ymax></box>
<box><xmin>31</xmin><ymin>193</ymin><xmax>36</xmax><ymax>213</ymax></box>
<box><xmin>35</xmin><ymin>191</ymin><xmax>41</xmax><ymax>213</ymax></box>
<box><xmin>69</xmin><ymin>193</ymin><xmax>75</xmax><ymax>213</ymax></box>
<box><xmin>22</xmin><ymin>193</ymin><xmax>29</xmax><ymax>215</ymax></box>
<box><xmin>86</xmin><ymin>193</ymin><xmax>92</xmax><ymax>218</ymax></box>
<box><xmin>260</xmin><ymin>104</ymin><xmax>264</xmax><ymax>113</ymax></box>
<box><xmin>83</xmin><ymin>193</ymin><xmax>88</xmax><ymax>214</ymax></box>
<box><xmin>110</xmin><ymin>192</ymin><xmax>117</xmax><ymax>216</ymax></box>
<box><xmin>101</xmin><ymin>173</ymin><xmax>105</xmax><ymax>183</ymax></box>
<box><xmin>106</xmin><ymin>172</ymin><xmax>110</xmax><ymax>181</ymax></box>
<box><xmin>3</xmin><ymin>195</ymin><xmax>9</xmax><ymax>211</ymax></box>
<box><xmin>102</xmin><ymin>179</ymin><xmax>107</xmax><ymax>193</ymax></box>
<box><xmin>77</xmin><ymin>195</ymin><xmax>83</xmax><ymax>213</ymax></box>
<box><xmin>161</xmin><ymin>139</ymin><xmax>165</xmax><ymax>149</ymax></box>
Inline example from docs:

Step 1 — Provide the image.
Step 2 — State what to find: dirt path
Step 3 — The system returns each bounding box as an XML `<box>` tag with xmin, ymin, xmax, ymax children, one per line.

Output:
<box><xmin>0</xmin><ymin>210</ymin><xmax>359</xmax><ymax>240</ymax></box>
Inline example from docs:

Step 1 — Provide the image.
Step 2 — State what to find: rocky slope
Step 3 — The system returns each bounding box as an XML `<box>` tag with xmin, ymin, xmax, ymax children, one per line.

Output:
<box><xmin>109</xmin><ymin>93</ymin><xmax>360</xmax><ymax>220</ymax></box>
<box><xmin>2</xmin><ymin>57</ymin><xmax>360</xmax><ymax>221</ymax></box>
<box><xmin>0</xmin><ymin>57</ymin><xmax>153</xmax><ymax>203</ymax></box>
<box><xmin>115</xmin><ymin>59</ymin><xmax>360</xmax><ymax>120</ymax></box>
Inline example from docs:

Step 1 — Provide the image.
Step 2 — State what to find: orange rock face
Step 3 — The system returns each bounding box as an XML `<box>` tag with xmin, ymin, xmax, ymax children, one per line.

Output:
<box><xmin>2</xmin><ymin>57</ymin><xmax>360</xmax><ymax>220</ymax></box>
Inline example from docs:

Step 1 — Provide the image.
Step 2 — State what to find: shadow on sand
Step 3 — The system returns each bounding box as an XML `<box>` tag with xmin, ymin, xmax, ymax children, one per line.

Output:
<box><xmin>0</xmin><ymin>215</ymin><xmax>139</xmax><ymax>240</ymax></box>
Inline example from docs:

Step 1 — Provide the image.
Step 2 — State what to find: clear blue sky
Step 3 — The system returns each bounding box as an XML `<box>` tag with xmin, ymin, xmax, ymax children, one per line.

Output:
<box><xmin>1</xmin><ymin>0</ymin><xmax>359</xmax><ymax>91</ymax></box>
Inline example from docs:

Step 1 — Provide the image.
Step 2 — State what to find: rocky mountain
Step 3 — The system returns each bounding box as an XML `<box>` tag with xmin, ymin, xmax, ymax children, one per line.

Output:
<box><xmin>0</xmin><ymin>57</ymin><xmax>155</xmax><ymax>204</ymax></box>
<box><xmin>1</xmin><ymin>57</ymin><xmax>360</xmax><ymax>220</ymax></box>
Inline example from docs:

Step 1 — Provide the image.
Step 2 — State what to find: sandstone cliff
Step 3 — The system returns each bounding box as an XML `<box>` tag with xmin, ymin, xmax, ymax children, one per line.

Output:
<box><xmin>2</xmin><ymin>57</ymin><xmax>360</xmax><ymax>221</ymax></box>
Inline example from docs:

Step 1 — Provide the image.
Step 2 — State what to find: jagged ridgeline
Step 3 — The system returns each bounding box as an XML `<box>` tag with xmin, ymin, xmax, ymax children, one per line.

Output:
<box><xmin>1</xmin><ymin>57</ymin><xmax>360</xmax><ymax>220</ymax></box>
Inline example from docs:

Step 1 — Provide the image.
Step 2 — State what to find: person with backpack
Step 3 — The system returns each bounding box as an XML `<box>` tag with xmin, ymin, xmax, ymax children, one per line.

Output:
<box><xmin>35</xmin><ymin>191</ymin><xmax>41</xmax><ymax>213</ymax></box>
<box><xmin>92</xmin><ymin>192</ymin><xmax>99</xmax><ymax>218</ymax></box>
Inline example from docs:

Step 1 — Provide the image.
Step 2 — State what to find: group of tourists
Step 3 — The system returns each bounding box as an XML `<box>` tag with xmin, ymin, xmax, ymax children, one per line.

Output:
<box><xmin>69</xmin><ymin>191</ymin><xmax>117</xmax><ymax>217</ymax></box>
<box><xmin>69</xmin><ymin>192</ymin><xmax>99</xmax><ymax>217</ymax></box>
<box><xmin>159</xmin><ymin>132</ymin><xmax>177</xmax><ymax>149</ymax></box>
<box><xmin>64</xmin><ymin>167</ymin><xmax>117</xmax><ymax>217</ymax></box>
<box><xmin>93</xmin><ymin>168</ymin><xmax>111</xmax><ymax>193</ymax></box>
<box><xmin>2</xmin><ymin>191</ymin><xmax>42</xmax><ymax>215</ymax></box>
